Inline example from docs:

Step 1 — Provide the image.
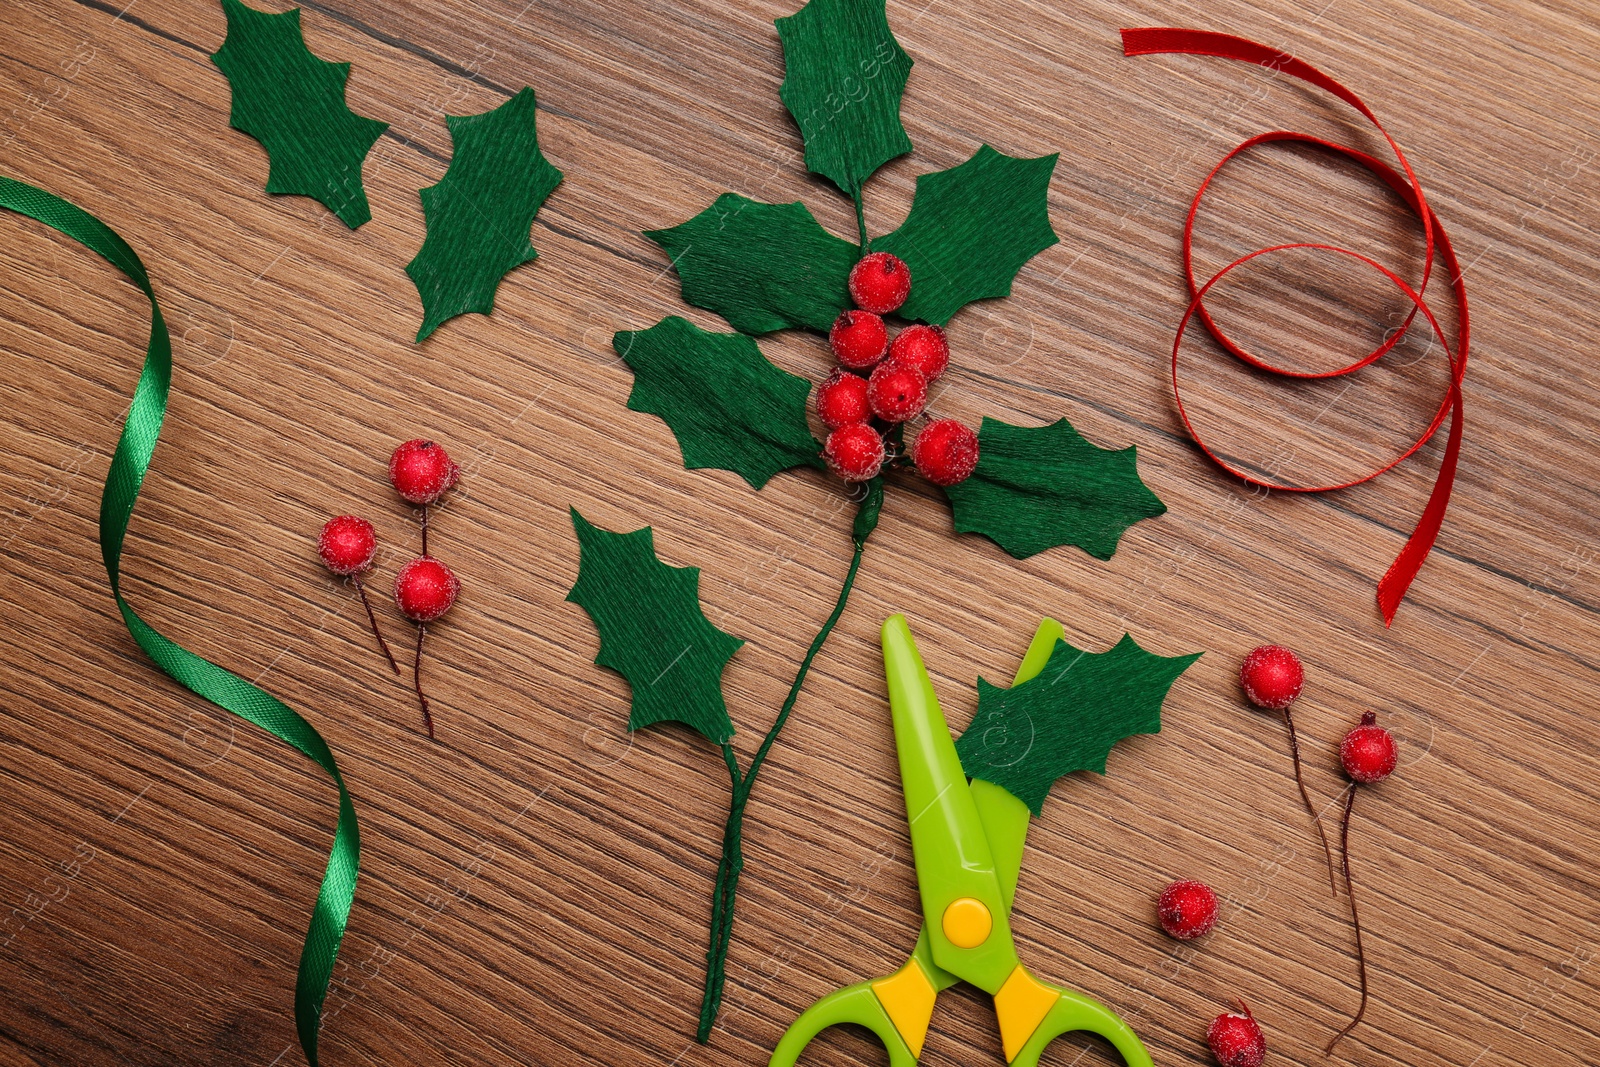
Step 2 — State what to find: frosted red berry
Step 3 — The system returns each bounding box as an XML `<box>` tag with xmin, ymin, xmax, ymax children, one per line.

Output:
<box><xmin>866</xmin><ymin>361</ymin><xmax>927</xmax><ymax>423</ymax></box>
<box><xmin>911</xmin><ymin>418</ymin><xmax>979</xmax><ymax>486</ymax></box>
<box><xmin>394</xmin><ymin>556</ymin><xmax>460</xmax><ymax>622</ymax></box>
<box><xmin>1157</xmin><ymin>879</ymin><xmax>1218</xmax><ymax>940</ymax></box>
<box><xmin>389</xmin><ymin>439</ymin><xmax>459</xmax><ymax>505</ymax></box>
<box><xmin>317</xmin><ymin>515</ymin><xmax>377</xmax><ymax>576</ymax></box>
<box><xmin>889</xmin><ymin>324</ymin><xmax>949</xmax><ymax>382</ymax></box>
<box><xmin>823</xmin><ymin>423</ymin><xmax>885</xmax><ymax>482</ymax></box>
<box><xmin>1206</xmin><ymin>1002</ymin><xmax>1266</xmax><ymax>1067</ymax></box>
<box><xmin>1240</xmin><ymin>644</ymin><xmax>1304</xmax><ymax>710</ymax></box>
<box><xmin>1340</xmin><ymin>711</ymin><xmax>1397</xmax><ymax>784</ymax></box>
<box><xmin>829</xmin><ymin>310</ymin><xmax>889</xmax><ymax>370</ymax></box>
<box><xmin>815</xmin><ymin>369</ymin><xmax>872</xmax><ymax>429</ymax></box>
<box><xmin>848</xmin><ymin>251</ymin><xmax>911</xmax><ymax>314</ymax></box>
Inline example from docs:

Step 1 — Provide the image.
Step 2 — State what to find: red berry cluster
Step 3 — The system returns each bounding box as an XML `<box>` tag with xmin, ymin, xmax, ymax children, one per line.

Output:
<box><xmin>316</xmin><ymin>439</ymin><xmax>462</xmax><ymax>739</ymax></box>
<box><xmin>817</xmin><ymin>253</ymin><xmax>980</xmax><ymax>488</ymax></box>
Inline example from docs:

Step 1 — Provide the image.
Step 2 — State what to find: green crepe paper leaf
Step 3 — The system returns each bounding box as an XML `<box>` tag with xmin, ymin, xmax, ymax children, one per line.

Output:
<box><xmin>210</xmin><ymin>0</ymin><xmax>388</xmax><ymax>229</ymax></box>
<box><xmin>874</xmin><ymin>145</ymin><xmax>1059</xmax><ymax>325</ymax></box>
<box><xmin>406</xmin><ymin>87</ymin><xmax>564</xmax><ymax>341</ymax></box>
<box><xmin>776</xmin><ymin>0</ymin><xmax>914</xmax><ymax>200</ymax></box>
<box><xmin>944</xmin><ymin>417</ymin><xmax>1166</xmax><ymax>560</ymax></box>
<box><xmin>614</xmin><ymin>316</ymin><xmax>823</xmax><ymax>489</ymax></box>
<box><xmin>567</xmin><ymin>509</ymin><xmax>744</xmax><ymax>745</ymax></box>
<box><xmin>957</xmin><ymin>635</ymin><xmax>1201</xmax><ymax>816</ymax></box>
<box><xmin>645</xmin><ymin>194</ymin><xmax>857</xmax><ymax>334</ymax></box>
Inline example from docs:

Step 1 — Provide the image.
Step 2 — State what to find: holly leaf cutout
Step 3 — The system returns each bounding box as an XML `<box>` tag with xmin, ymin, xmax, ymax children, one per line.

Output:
<box><xmin>211</xmin><ymin>0</ymin><xmax>389</xmax><ymax>228</ymax></box>
<box><xmin>567</xmin><ymin>509</ymin><xmax>744</xmax><ymax>744</ymax></box>
<box><xmin>874</xmin><ymin>146</ymin><xmax>1058</xmax><ymax>325</ymax></box>
<box><xmin>645</xmin><ymin>194</ymin><xmax>856</xmax><ymax>334</ymax></box>
<box><xmin>956</xmin><ymin>635</ymin><xmax>1201</xmax><ymax>816</ymax></box>
<box><xmin>614</xmin><ymin>317</ymin><xmax>823</xmax><ymax>489</ymax></box>
<box><xmin>776</xmin><ymin>0</ymin><xmax>913</xmax><ymax>200</ymax></box>
<box><xmin>944</xmin><ymin>417</ymin><xmax>1165</xmax><ymax>560</ymax></box>
<box><xmin>406</xmin><ymin>87</ymin><xmax>563</xmax><ymax>341</ymax></box>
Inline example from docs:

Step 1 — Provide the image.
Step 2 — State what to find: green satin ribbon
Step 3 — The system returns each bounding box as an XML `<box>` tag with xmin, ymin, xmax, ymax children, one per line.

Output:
<box><xmin>1</xmin><ymin>174</ymin><xmax>358</xmax><ymax>1066</ymax></box>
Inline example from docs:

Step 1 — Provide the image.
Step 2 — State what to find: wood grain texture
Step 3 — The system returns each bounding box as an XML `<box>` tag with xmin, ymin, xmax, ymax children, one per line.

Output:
<box><xmin>1</xmin><ymin>0</ymin><xmax>1597</xmax><ymax>1064</ymax></box>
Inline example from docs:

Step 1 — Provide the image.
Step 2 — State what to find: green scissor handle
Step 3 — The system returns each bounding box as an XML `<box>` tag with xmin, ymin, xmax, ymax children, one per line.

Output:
<box><xmin>768</xmin><ymin>980</ymin><xmax>919</xmax><ymax>1067</ymax></box>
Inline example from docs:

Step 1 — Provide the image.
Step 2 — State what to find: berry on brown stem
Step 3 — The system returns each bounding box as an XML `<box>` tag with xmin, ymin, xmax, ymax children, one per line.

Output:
<box><xmin>1240</xmin><ymin>643</ymin><xmax>1336</xmax><ymax>894</ymax></box>
<box><xmin>317</xmin><ymin>515</ymin><xmax>399</xmax><ymax>674</ymax></box>
<box><xmin>1327</xmin><ymin>710</ymin><xmax>1397</xmax><ymax>1054</ymax></box>
<box><xmin>1207</xmin><ymin>999</ymin><xmax>1265</xmax><ymax>1067</ymax></box>
<box><xmin>390</xmin><ymin>439</ymin><xmax>459</xmax><ymax>555</ymax></box>
<box><xmin>395</xmin><ymin>556</ymin><xmax>460</xmax><ymax>740</ymax></box>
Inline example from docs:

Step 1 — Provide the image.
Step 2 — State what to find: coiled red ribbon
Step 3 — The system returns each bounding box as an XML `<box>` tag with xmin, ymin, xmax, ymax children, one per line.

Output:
<box><xmin>1122</xmin><ymin>28</ymin><xmax>1469</xmax><ymax>626</ymax></box>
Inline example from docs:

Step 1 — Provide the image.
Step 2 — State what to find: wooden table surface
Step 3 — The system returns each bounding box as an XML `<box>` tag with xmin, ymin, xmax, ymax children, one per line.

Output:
<box><xmin>3</xmin><ymin>0</ymin><xmax>1598</xmax><ymax>1064</ymax></box>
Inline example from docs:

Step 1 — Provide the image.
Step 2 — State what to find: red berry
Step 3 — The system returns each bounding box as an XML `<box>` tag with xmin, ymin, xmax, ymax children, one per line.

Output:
<box><xmin>1207</xmin><ymin>1002</ymin><xmax>1266</xmax><ymax>1067</ymax></box>
<box><xmin>848</xmin><ymin>251</ymin><xmax>911</xmax><ymax>314</ymax></box>
<box><xmin>1340</xmin><ymin>711</ymin><xmax>1397</xmax><ymax>784</ymax></box>
<box><xmin>888</xmin><ymin>324</ymin><xmax>949</xmax><ymax>382</ymax></box>
<box><xmin>911</xmin><ymin>418</ymin><xmax>980</xmax><ymax>486</ymax></box>
<box><xmin>823</xmin><ymin>423</ymin><xmax>885</xmax><ymax>482</ymax></box>
<box><xmin>829</xmin><ymin>310</ymin><xmax>889</xmax><ymax>370</ymax></box>
<box><xmin>815</xmin><ymin>369</ymin><xmax>872</xmax><ymax>429</ymax></box>
<box><xmin>317</xmin><ymin>515</ymin><xmax>377</xmax><ymax>576</ymax></box>
<box><xmin>1157</xmin><ymin>879</ymin><xmax>1218</xmax><ymax>940</ymax></box>
<box><xmin>1240</xmin><ymin>644</ymin><xmax>1304</xmax><ymax>710</ymax></box>
<box><xmin>866</xmin><ymin>361</ymin><xmax>927</xmax><ymax>423</ymax></box>
<box><xmin>389</xmin><ymin>439</ymin><xmax>459</xmax><ymax>505</ymax></box>
<box><xmin>394</xmin><ymin>556</ymin><xmax>460</xmax><ymax>622</ymax></box>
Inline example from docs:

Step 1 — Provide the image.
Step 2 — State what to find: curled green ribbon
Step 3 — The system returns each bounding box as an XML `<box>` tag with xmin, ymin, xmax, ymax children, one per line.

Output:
<box><xmin>1</xmin><ymin>174</ymin><xmax>358</xmax><ymax>1066</ymax></box>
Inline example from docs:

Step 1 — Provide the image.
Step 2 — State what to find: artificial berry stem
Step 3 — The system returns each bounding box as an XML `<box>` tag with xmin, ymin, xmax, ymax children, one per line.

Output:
<box><xmin>352</xmin><ymin>576</ymin><xmax>401</xmax><ymax>674</ymax></box>
<box><xmin>1282</xmin><ymin>701</ymin><xmax>1338</xmax><ymax>895</ymax></box>
<box><xmin>394</xmin><ymin>555</ymin><xmax>459</xmax><ymax>741</ymax></box>
<box><xmin>1328</xmin><ymin>710</ymin><xmax>1397</xmax><ymax>1053</ymax></box>
<box><xmin>1327</xmin><ymin>786</ymin><xmax>1366</xmax><ymax>1054</ymax></box>
<box><xmin>1241</xmin><ymin>645</ymin><xmax>1337</xmax><ymax>894</ymax></box>
<box><xmin>694</xmin><ymin>484</ymin><xmax>879</xmax><ymax>1042</ymax></box>
<box><xmin>413</xmin><ymin>624</ymin><xmax>435</xmax><ymax>741</ymax></box>
<box><xmin>420</xmin><ymin>503</ymin><xmax>429</xmax><ymax>557</ymax></box>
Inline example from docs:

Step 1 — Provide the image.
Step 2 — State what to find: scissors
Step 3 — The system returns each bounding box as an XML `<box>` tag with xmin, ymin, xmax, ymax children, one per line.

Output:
<box><xmin>770</xmin><ymin>614</ymin><xmax>1153</xmax><ymax>1067</ymax></box>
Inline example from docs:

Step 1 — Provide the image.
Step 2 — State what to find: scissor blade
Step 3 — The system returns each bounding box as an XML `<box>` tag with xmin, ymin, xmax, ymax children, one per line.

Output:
<box><xmin>882</xmin><ymin>615</ymin><xmax>1020</xmax><ymax>995</ymax></box>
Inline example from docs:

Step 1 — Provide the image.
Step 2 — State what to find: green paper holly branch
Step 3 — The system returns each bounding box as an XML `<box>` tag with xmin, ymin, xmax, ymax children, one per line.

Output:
<box><xmin>210</xmin><ymin>0</ymin><xmax>563</xmax><ymax>340</ymax></box>
<box><xmin>568</xmin><ymin>0</ymin><xmax>1168</xmax><ymax>1042</ymax></box>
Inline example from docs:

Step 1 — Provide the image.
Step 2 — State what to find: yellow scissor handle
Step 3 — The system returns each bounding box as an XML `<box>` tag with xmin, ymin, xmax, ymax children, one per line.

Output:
<box><xmin>768</xmin><ymin>979</ymin><xmax>919</xmax><ymax>1067</ymax></box>
<box><xmin>997</xmin><ymin>965</ymin><xmax>1154</xmax><ymax>1067</ymax></box>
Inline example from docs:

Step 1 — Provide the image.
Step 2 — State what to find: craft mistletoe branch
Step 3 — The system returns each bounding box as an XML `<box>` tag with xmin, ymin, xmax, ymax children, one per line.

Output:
<box><xmin>569</xmin><ymin>0</ymin><xmax>1165</xmax><ymax>1042</ymax></box>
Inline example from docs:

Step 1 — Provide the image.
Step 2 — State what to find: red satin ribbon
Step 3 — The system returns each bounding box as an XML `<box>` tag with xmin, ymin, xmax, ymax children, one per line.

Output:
<box><xmin>1122</xmin><ymin>28</ymin><xmax>1469</xmax><ymax>626</ymax></box>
